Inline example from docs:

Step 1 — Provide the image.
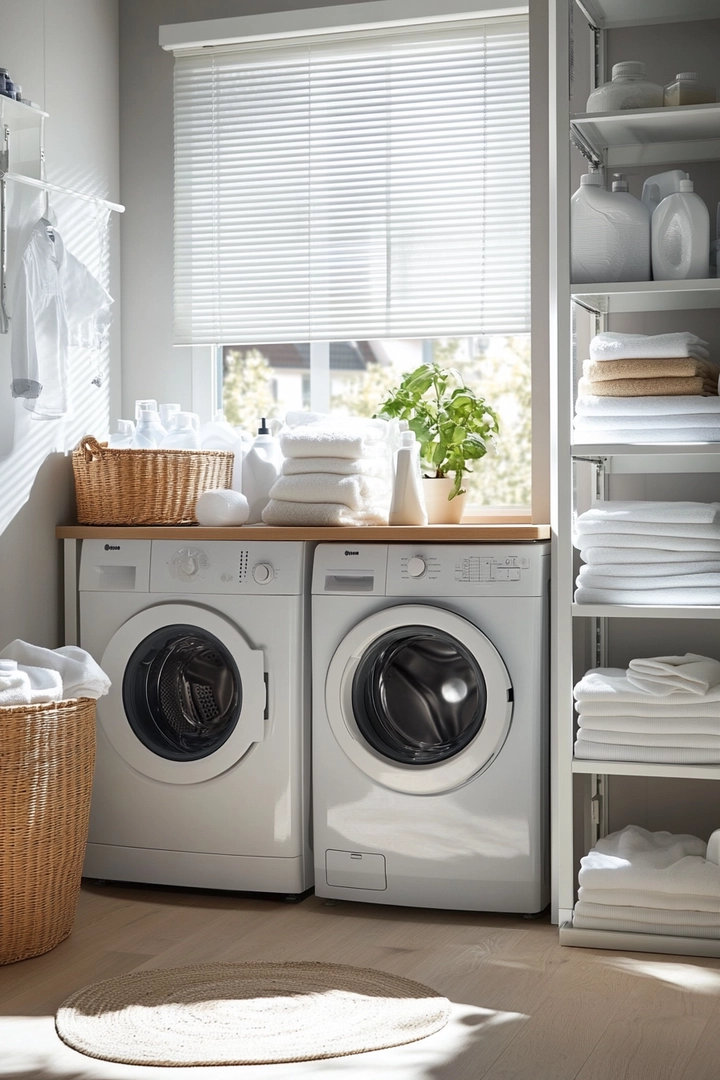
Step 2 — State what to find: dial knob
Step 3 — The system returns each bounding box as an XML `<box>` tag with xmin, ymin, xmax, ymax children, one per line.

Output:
<box><xmin>171</xmin><ymin>547</ymin><xmax>208</xmax><ymax>580</ymax></box>
<box><xmin>252</xmin><ymin>562</ymin><xmax>274</xmax><ymax>584</ymax></box>
<box><xmin>407</xmin><ymin>556</ymin><xmax>427</xmax><ymax>578</ymax></box>
<box><xmin>181</xmin><ymin>552</ymin><xmax>199</xmax><ymax>577</ymax></box>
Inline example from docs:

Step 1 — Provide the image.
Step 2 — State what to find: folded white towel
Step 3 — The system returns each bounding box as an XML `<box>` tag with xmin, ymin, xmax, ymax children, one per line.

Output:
<box><xmin>261</xmin><ymin>499</ymin><xmax>388</xmax><ymax>527</ymax></box>
<box><xmin>578</xmin><ymin>700</ymin><xmax>720</xmax><ymax>718</ymax></box>
<box><xmin>573</xmin><ymin>426</ymin><xmax>720</xmax><ymax>444</ymax></box>
<box><xmin>578</xmin><ymin>826</ymin><xmax>714</xmax><ymax>896</ymax></box>
<box><xmin>575</xmin><ymin>395</ymin><xmax>720</xmax><ymax>417</ymax></box>
<box><xmin>578</xmin><ymin>727</ymin><xmax>720</xmax><ymax>748</ymax></box>
<box><xmin>574</xmin><ymin>901</ymin><xmax>720</xmax><ymax>928</ymax></box>
<box><xmin>574</xmin><ymin>668</ymin><xmax>720</xmax><ymax>705</ymax></box>
<box><xmin>579</xmin><ymin>546</ymin><xmax>720</xmax><ymax>565</ymax></box>
<box><xmin>577</xmin><ymin>535</ymin><xmax>720</xmax><ymax>554</ymax></box>
<box><xmin>627</xmin><ymin>654</ymin><xmax>720</xmax><ymax>697</ymax></box>
<box><xmin>282</xmin><ymin>456</ymin><xmax>384</xmax><ymax>476</ymax></box>
<box><xmin>574</xmin><ymin>413</ymin><xmax>720</xmax><ymax>432</ymax></box>
<box><xmin>577</xmin><ymin>572</ymin><xmax>720</xmax><ymax>591</ymax></box>
<box><xmin>0</xmin><ymin>658</ymin><xmax>32</xmax><ymax>706</ymax></box>
<box><xmin>578</xmin><ymin>562</ymin><xmax>720</xmax><ymax>581</ymax></box>
<box><xmin>572</xmin><ymin>913</ymin><xmax>720</xmax><ymax>939</ymax></box>
<box><xmin>0</xmin><ymin>640</ymin><xmax>111</xmax><ymax>700</ymax></box>
<box><xmin>268</xmin><ymin>473</ymin><xmax>387</xmax><ymax>511</ymax></box>
<box><xmin>589</xmin><ymin>332</ymin><xmax>710</xmax><ymax>362</ymax></box>
<box><xmin>574</xmin><ymin>738</ymin><xmax>720</xmax><ymax>763</ymax></box>
<box><xmin>576</xmin><ymin>522</ymin><xmax>720</xmax><ymax>543</ymax></box>
<box><xmin>577</xmin><ymin>713</ymin><xmax>720</xmax><ymax>732</ymax></box>
<box><xmin>575</xmin><ymin>585</ymin><xmax>720</xmax><ymax>605</ymax></box>
<box><xmin>578</xmin><ymin>885</ymin><xmax>720</xmax><ymax>912</ymax></box>
<box><xmin>279</xmin><ymin>418</ymin><xmax>389</xmax><ymax>460</ymax></box>
<box><xmin>580</xmin><ymin>500</ymin><xmax>720</xmax><ymax>525</ymax></box>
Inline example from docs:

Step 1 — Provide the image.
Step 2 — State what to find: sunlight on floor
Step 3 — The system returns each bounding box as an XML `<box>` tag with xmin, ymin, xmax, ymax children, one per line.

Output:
<box><xmin>0</xmin><ymin>1004</ymin><xmax>529</xmax><ymax>1080</ymax></box>
<box><xmin>599</xmin><ymin>956</ymin><xmax>720</xmax><ymax>995</ymax></box>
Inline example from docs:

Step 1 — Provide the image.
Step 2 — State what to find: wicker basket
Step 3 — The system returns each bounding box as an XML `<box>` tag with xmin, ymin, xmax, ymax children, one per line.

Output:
<box><xmin>72</xmin><ymin>436</ymin><xmax>234</xmax><ymax>526</ymax></box>
<box><xmin>0</xmin><ymin>698</ymin><xmax>97</xmax><ymax>965</ymax></box>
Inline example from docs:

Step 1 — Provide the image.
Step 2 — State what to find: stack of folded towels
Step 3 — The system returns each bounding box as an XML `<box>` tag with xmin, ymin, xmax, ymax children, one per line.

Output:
<box><xmin>0</xmin><ymin>640</ymin><xmax>111</xmax><ymax>705</ymax></box>
<box><xmin>574</xmin><ymin>500</ymin><xmax>720</xmax><ymax>605</ymax></box>
<box><xmin>262</xmin><ymin>417</ymin><xmax>392</xmax><ymax>527</ymax></box>
<box><xmin>573</xmin><ymin>825</ymin><xmax>720</xmax><ymax>939</ymax></box>
<box><xmin>574</xmin><ymin>331</ymin><xmax>720</xmax><ymax>444</ymax></box>
<box><xmin>574</xmin><ymin>656</ymin><xmax>720</xmax><ymax>763</ymax></box>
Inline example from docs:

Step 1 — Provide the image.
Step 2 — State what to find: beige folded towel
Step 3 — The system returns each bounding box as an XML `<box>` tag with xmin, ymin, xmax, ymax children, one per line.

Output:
<box><xmin>584</xmin><ymin>357</ymin><xmax>718</xmax><ymax>383</ymax></box>
<box><xmin>578</xmin><ymin>375</ymin><xmax>716</xmax><ymax>398</ymax></box>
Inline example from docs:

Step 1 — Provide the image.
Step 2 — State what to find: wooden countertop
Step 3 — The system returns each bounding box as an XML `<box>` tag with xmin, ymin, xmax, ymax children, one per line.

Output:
<box><xmin>57</xmin><ymin>523</ymin><xmax>550</xmax><ymax>542</ymax></box>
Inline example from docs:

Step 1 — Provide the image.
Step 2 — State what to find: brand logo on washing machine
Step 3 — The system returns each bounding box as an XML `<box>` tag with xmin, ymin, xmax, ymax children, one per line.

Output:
<box><xmin>344</xmin><ymin>550</ymin><xmax>359</xmax><ymax>556</ymax></box>
<box><xmin>104</xmin><ymin>544</ymin><xmax>121</xmax><ymax>551</ymax></box>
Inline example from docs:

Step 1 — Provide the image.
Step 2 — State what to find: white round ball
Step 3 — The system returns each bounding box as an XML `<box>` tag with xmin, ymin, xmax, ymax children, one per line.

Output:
<box><xmin>195</xmin><ymin>489</ymin><xmax>250</xmax><ymax>526</ymax></box>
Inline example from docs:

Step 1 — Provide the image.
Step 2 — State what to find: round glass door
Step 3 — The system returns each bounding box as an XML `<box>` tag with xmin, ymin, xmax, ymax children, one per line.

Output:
<box><xmin>123</xmin><ymin>624</ymin><xmax>241</xmax><ymax>761</ymax></box>
<box><xmin>352</xmin><ymin>626</ymin><xmax>487</xmax><ymax>765</ymax></box>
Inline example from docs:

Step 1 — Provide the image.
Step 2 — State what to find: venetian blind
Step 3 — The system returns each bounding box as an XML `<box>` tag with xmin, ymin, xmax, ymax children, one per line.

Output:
<box><xmin>173</xmin><ymin>16</ymin><xmax>530</xmax><ymax>344</ymax></box>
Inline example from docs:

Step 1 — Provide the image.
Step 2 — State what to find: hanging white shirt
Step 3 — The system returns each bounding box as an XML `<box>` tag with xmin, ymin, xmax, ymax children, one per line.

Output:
<box><xmin>11</xmin><ymin>217</ymin><xmax>113</xmax><ymax>419</ymax></box>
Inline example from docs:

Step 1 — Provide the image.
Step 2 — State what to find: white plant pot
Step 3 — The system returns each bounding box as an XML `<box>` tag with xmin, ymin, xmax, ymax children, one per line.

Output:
<box><xmin>422</xmin><ymin>477</ymin><xmax>467</xmax><ymax>525</ymax></box>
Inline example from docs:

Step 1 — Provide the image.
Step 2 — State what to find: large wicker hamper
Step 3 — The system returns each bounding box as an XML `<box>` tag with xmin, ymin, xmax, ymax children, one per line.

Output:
<box><xmin>0</xmin><ymin>698</ymin><xmax>96</xmax><ymax>964</ymax></box>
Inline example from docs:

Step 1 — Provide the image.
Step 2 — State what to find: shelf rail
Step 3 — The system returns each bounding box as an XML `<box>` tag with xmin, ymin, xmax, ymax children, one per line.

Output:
<box><xmin>0</xmin><ymin>169</ymin><xmax>125</xmax><ymax>334</ymax></box>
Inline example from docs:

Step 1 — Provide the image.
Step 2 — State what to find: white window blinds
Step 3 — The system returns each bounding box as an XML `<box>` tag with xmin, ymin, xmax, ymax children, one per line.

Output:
<box><xmin>173</xmin><ymin>16</ymin><xmax>529</xmax><ymax>345</ymax></box>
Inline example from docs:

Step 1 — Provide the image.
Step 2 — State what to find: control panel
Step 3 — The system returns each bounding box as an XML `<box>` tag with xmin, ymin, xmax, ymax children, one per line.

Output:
<box><xmin>148</xmin><ymin>541</ymin><xmax>307</xmax><ymax>595</ymax></box>
<box><xmin>455</xmin><ymin>553</ymin><xmax>530</xmax><ymax>583</ymax></box>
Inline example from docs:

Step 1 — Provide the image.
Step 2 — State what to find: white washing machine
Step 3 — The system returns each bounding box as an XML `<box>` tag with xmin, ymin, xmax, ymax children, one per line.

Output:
<box><xmin>312</xmin><ymin>542</ymin><xmax>550</xmax><ymax>913</ymax></box>
<box><xmin>78</xmin><ymin>539</ymin><xmax>312</xmax><ymax>896</ymax></box>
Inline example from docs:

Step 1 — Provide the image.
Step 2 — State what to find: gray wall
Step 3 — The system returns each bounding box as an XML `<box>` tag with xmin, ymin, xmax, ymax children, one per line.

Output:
<box><xmin>0</xmin><ymin>0</ymin><xmax>119</xmax><ymax>648</ymax></box>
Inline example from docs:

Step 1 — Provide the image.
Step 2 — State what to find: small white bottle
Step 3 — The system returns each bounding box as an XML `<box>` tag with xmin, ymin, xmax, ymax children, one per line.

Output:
<box><xmin>389</xmin><ymin>430</ymin><xmax>428</xmax><ymax>526</ymax></box>
<box><xmin>651</xmin><ymin>175</ymin><xmax>710</xmax><ymax>281</ymax></box>
<box><xmin>200</xmin><ymin>410</ymin><xmax>245</xmax><ymax>491</ymax></box>
<box><xmin>641</xmin><ymin>170</ymin><xmax>686</xmax><ymax>216</ymax></box>
<box><xmin>159</xmin><ymin>412</ymin><xmax>202</xmax><ymax>449</ymax></box>
<box><xmin>131</xmin><ymin>409</ymin><xmax>159</xmax><ymax>448</ymax></box>
<box><xmin>108</xmin><ymin>419</ymin><xmax>135</xmax><ymax>448</ymax></box>
<box><xmin>571</xmin><ymin>170</ymin><xmax>650</xmax><ymax>284</ymax></box>
<box><xmin>135</xmin><ymin>398</ymin><xmax>158</xmax><ymax>420</ymax></box>
<box><xmin>586</xmin><ymin>61</ymin><xmax>663</xmax><ymax>113</ymax></box>
<box><xmin>243</xmin><ymin>418</ymin><xmax>283</xmax><ymax>524</ymax></box>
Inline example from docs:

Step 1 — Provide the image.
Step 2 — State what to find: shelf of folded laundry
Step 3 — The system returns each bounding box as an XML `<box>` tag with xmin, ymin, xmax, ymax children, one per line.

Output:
<box><xmin>572</xmin><ymin>445</ymin><xmax>720</xmax><ymax>473</ymax></box>
<box><xmin>571</xmin><ymin>103</ymin><xmax>720</xmax><ymax>169</ymax></box>
<box><xmin>559</xmin><ymin>923</ymin><xmax>720</xmax><ymax>958</ymax></box>
<box><xmin>572</xmin><ymin>759</ymin><xmax>720</xmax><ymax>780</ymax></box>
<box><xmin>572</xmin><ymin>603</ymin><xmax>720</xmax><ymax>618</ymax></box>
<box><xmin>571</xmin><ymin>279</ymin><xmax>720</xmax><ymax>314</ymax></box>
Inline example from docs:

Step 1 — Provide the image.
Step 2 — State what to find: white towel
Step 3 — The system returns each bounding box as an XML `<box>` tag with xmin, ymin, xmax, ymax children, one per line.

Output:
<box><xmin>574</xmin><ymin>414</ymin><xmax>720</xmax><ymax>432</ymax></box>
<box><xmin>0</xmin><ymin>640</ymin><xmax>110</xmax><ymax>700</ymax></box>
<box><xmin>261</xmin><ymin>499</ymin><xmax>387</xmax><ymax>527</ymax></box>
<box><xmin>577</xmin><ymin>535</ymin><xmax>720</xmax><ymax>554</ymax></box>
<box><xmin>589</xmin><ymin>332</ymin><xmax>710</xmax><ymax>362</ymax></box>
<box><xmin>574</xmin><ymin>901</ymin><xmax>720</xmax><ymax>928</ymax></box>
<box><xmin>0</xmin><ymin>659</ymin><xmax>32</xmax><ymax>706</ymax></box>
<box><xmin>578</xmin><ymin>700</ymin><xmax>720</xmax><ymax>718</ymax></box>
<box><xmin>575</xmin><ymin>395</ymin><xmax>720</xmax><ymax>417</ymax></box>
<box><xmin>574</xmin><ymin>668</ymin><xmax>720</xmax><ymax>705</ymax></box>
<box><xmin>578</xmin><ymin>727</ymin><xmax>720</xmax><ymax>748</ymax></box>
<box><xmin>572</xmin><ymin>912</ymin><xmax>720</xmax><ymax>939</ymax></box>
<box><xmin>578</xmin><ymin>885</ymin><xmax>720</xmax><ymax>912</ymax></box>
<box><xmin>268</xmin><ymin>473</ymin><xmax>387</xmax><ymax>511</ymax></box>
<box><xmin>577</xmin><ymin>713</ymin><xmax>720</xmax><ymax>732</ymax></box>
<box><xmin>577</xmin><ymin>572</ymin><xmax>720</xmax><ymax>591</ymax></box>
<box><xmin>574</xmin><ymin>738</ymin><xmax>720</xmax><ymax>763</ymax></box>
<box><xmin>627</xmin><ymin>654</ymin><xmax>720</xmax><ymax>697</ymax></box>
<box><xmin>279</xmin><ymin>419</ymin><xmax>389</xmax><ymax>460</ymax></box>
<box><xmin>578</xmin><ymin>825</ymin><xmax>715</xmax><ymax>896</ymax></box>
<box><xmin>573</xmin><ymin>426</ymin><xmax>720</xmax><ymax>444</ymax></box>
<box><xmin>580</xmin><ymin>501</ymin><xmax>720</xmax><ymax>525</ymax></box>
<box><xmin>282</xmin><ymin>456</ymin><xmax>384</xmax><ymax>476</ymax></box>
<box><xmin>575</xmin><ymin>585</ymin><xmax>720</xmax><ymax>605</ymax></box>
<box><xmin>578</xmin><ymin>563</ymin><xmax>720</xmax><ymax>583</ymax></box>
<box><xmin>575</xmin><ymin>520</ymin><xmax>720</xmax><ymax>541</ymax></box>
<box><xmin>579</xmin><ymin>546</ymin><xmax>720</xmax><ymax>565</ymax></box>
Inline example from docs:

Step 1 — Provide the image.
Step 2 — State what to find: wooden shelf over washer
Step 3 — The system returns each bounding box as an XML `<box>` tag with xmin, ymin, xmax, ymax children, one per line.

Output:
<box><xmin>57</xmin><ymin>523</ymin><xmax>550</xmax><ymax>542</ymax></box>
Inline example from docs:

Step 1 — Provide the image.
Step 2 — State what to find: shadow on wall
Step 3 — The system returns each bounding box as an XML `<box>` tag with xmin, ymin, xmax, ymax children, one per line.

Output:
<box><xmin>0</xmin><ymin>179</ymin><xmax>113</xmax><ymax>536</ymax></box>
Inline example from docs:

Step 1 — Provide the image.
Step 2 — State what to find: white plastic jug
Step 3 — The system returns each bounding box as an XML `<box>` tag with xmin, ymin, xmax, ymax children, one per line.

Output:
<box><xmin>641</xmin><ymin>170</ymin><xmax>686</xmax><ymax>216</ymax></box>
<box><xmin>131</xmin><ymin>409</ymin><xmax>159</xmax><ymax>448</ymax></box>
<box><xmin>135</xmin><ymin>398</ymin><xmax>158</xmax><ymax>420</ymax></box>
<box><xmin>389</xmin><ymin>430</ymin><xmax>428</xmax><ymax>526</ymax></box>
<box><xmin>108</xmin><ymin>419</ymin><xmax>135</xmax><ymax>448</ymax></box>
<box><xmin>243</xmin><ymin>418</ymin><xmax>283</xmax><ymax>524</ymax></box>
<box><xmin>160</xmin><ymin>412</ymin><xmax>202</xmax><ymax>449</ymax></box>
<box><xmin>200</xmin><ymin>410</ymin><xmax>244</xmax><ymax>491</ymax></box>
<box><xmin>652</xmin><ymin>176</ymin><xmax>710</xmax><ymax>281</ymax></box>
<box><xmin>159</xmin><ymin>402</ymin><xmax>181</xmax><ymax>429</ymax></box>
<box><xmin>571</xmin><ymin>170</ymin><xmax>650</xmax><ymax>284</ymax></box>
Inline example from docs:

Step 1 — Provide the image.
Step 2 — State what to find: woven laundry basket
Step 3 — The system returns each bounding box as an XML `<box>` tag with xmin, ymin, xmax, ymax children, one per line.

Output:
<box><xmin>72</xmin><ymin>436</ymin><xmax>234</xmax><ymax>526</ymax></box>
<box><xmin>0</xmin><ymin>698</ymin><xmax>96</xmax><ymax>965</ymax></box>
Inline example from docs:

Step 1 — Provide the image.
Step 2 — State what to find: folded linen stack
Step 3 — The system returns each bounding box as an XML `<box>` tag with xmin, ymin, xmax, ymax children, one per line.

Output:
<box><xmin>573</xmin><ymin>825</ymin><xmax>720</xmax><ymax>938</ymax></box>
<box><xmin>574</xmin><ymin>500</ymin><xmax>720</xmax><ymax>605</ymax></box>
<box><xmin>574</xmin><ymin>332</ymin><xmax>720</xmax><ymax>443</ymax></box>
<box><xmin>0</xmin><ymin>640</ymin><xmax>111</xmax><ymax>706</ymax></box>
<box><xmin>574</xmin><ymin>659</ymin><xmax>720</xmax><ymax>763</ymax></box>
<box><xmin>262</xmin><ymin>418</ymin><xmax>392</xmax><ymax>526</ymax></box>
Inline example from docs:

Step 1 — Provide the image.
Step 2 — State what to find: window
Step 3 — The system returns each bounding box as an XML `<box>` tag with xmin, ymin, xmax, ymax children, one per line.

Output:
<box><xmin>169</xmin><ymin>4</ymin><xmax>531</xmax><ymax>512</ymax></box>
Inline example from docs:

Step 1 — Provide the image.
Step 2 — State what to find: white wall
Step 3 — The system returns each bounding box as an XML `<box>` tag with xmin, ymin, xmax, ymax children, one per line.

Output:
<box><xmin>0</xmin><ymin>0</ymin><xmax>120</xmax><ymax>647</ymax></box>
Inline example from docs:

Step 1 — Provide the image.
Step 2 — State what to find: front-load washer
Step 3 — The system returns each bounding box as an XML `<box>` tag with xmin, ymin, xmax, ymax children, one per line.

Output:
<box><xmin>312</xmin><ymin>542</ymin><xmax>550</xmax><ymax>913</ymax></box>
<box><xmin>78</xmin><ymin>539</ymin><xmax>312</xmax><ymax>896</ymax></box>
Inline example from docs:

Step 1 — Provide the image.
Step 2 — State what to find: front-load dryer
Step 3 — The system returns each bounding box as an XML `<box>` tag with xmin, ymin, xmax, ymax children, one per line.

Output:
<box><xmin>312</xmin><ymin>542</ymin><xmax>550</xmax><ymax>913</ymax></box>
<box><xmin>78</xmin><ymin>539</ymin><xmax>312</xmax><ymax>896</ymax></box>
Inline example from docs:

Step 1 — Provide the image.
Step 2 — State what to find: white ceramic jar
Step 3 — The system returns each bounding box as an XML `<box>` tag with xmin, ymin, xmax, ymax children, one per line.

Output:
<box><xmin>586</xmin><ymin>61</ymin><xmax>663</xmax><ymax>113</ymax></box>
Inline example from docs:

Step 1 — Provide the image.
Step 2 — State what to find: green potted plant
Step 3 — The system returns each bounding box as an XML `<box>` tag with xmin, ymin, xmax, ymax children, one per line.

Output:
<box><xmin>376</xmin><ymin>362</ymin><xmax>500</xmax><ymax>524</ymax></box>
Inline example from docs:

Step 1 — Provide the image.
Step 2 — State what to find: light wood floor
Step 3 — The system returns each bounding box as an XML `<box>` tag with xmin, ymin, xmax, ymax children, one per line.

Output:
<box><xmin>3</xmin><ymin>883</ymin><xmax>720</xmax><ymax>1079</ymax></box>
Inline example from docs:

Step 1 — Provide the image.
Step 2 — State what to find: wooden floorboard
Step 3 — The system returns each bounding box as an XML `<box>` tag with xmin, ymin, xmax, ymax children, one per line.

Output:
<box><xmin>2</xmin><ymin>884</ymin><xmax>720</xmax><ymax>1079</ymax></box>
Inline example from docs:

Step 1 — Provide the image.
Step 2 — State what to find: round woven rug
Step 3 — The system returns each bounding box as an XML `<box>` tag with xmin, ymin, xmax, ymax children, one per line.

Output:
<box><xmin>55</xmin><ymin>960</ymin><xmax>450</xmax><ymax>1066</ymax></box>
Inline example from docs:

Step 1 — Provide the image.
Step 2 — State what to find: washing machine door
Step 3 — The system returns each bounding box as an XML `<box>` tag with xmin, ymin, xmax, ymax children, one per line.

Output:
<box><xmin>326</xmin><ymin>605</ymin><xmax>512</xmax><ymax>795</ymax></box>
<box><xmin>100</xmin><ymin>603</ymin><xmax>265</xmax><ymax>784</ymax></box>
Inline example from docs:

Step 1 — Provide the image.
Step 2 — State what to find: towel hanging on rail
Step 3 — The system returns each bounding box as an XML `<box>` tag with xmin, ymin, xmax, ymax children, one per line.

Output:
<box><xmin>10</xmin><ymin>215</ymin><xmax>112</xmax><ymax>419</ymax></box>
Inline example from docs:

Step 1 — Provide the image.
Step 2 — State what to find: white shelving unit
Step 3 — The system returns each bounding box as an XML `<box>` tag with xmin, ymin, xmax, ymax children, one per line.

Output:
<box><xmin>550</xmin><ymin>0</ymin><xmax>720</xmax><ymax>957</ymax></box>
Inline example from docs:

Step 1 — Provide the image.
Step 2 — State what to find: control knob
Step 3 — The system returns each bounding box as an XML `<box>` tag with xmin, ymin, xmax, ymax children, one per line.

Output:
<box><xmin>407</xmin><ymin>556</ymin><xmax>427</xmax><ymax>578</ymax></box>
<box><xmin>252</xmin><ymin>562</ymin><xmax>274</xmax><ymax>584</ymax></box>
